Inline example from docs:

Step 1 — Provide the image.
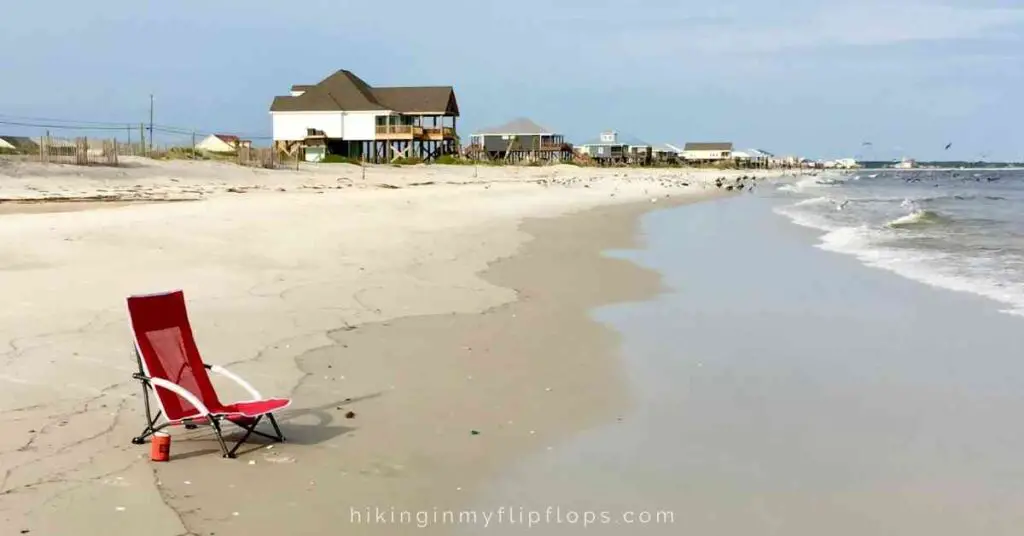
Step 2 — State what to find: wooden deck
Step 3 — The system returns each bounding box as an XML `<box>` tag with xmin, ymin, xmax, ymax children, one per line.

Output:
<box><xmin>376</xmin><ymin>125</ymin><xmax>456</xmax><ymax>141</ymax></box>
<box><xmin>423</xmin><ymin>127</ymin><xmax>456</xmax><ymax>141</ymax></box>
<box><xmin>376</xmin><ymin>125</ymin><xmax>420</xmax><ymax>140</ymax></box>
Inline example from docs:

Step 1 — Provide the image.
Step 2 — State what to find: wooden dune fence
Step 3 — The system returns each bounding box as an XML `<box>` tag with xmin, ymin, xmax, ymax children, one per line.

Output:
<box><xmin>38</xmin><ymin>135</ymin><xmax>120</xmax><ymax>165</ymax></box>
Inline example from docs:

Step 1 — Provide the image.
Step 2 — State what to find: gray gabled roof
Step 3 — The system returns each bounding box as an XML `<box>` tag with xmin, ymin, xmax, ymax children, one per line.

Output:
<box><xmin>473</xmin><ymin>117</ymin><xmax>557</xmax><ymax>136</ymax></box>
<box><xmin>272</xmin><ymin>70</ymin><xmax>384</xmax><ymax>112</ymax></box>
<box><xmin>373</xmin><ymin>86</ymin><xmax>459</xmax><ymax>114</ymax></box>
<box><xmin>684</xmin><ymin>142</ymin><xmax>733</xmax><ymax>151</ymax></box>
<box><xmin>271</xmin><ymin>70</ymin><xmax>458</xmax><ymax>115</ymax></box>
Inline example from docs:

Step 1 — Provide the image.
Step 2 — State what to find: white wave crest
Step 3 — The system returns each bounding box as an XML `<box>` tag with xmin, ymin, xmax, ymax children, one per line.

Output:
<box><xmin>775</xmin><ymin>208</ymin><xmax>1024</xmax><ymax>318</ymax></box>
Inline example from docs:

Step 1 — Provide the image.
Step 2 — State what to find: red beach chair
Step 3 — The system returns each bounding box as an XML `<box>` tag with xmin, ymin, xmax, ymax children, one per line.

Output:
<box><xmin>127</xmin><ymin>290</ymin><xmax>290</xmax><ymax>458</ymax></box>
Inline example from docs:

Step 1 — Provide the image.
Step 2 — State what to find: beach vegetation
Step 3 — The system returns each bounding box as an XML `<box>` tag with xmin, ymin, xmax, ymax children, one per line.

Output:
<box><xmin>391</xmin><ymin>156</ymin><xmax>425</xmax><ymax>166</ymax></box>
<box><xmin>321</xmin><ymin>154</ymin><xmax>363</xmax><ymax>165</ymax></box>
<box><xmin>432</xmin><ymin>155</ymin><xmax>474</xmax><ymax>166</ymax></box>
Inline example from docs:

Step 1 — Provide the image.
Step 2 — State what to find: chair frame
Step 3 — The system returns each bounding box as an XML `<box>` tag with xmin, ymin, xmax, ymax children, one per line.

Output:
<box><xmin>129</xmin><ymin>347</ymin><xmax>286</xmax><ymax>458</ymax></box>
<box><xmin>126</xmin><ymin>290</ymin><xmax>288</xmax><ymax>459</ymax></box>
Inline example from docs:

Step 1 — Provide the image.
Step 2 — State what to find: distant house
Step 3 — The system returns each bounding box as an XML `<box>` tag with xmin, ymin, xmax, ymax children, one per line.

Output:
<box><xmin>578</xmin><ymin>131</ymin><xmax>653</xmax><ymax>165</ymax></box>
<box><xmin>578</xmin><ymin>131</ymin><xmax>628</xmax><ymax>163</ymax></box>
<box><xmin>626</xmin><ymin>140</ymin><xmax>653</xmax><ymax>165</ymax></box>
<box><xmin>652</xmin><ymin>143</ymin><xmax>683</xmax><ymax>163</ymax></box>
<box><xmin>197</xmin><ymin>134</ymin><xmax>248</xmax><ymax>153</ymax></box>
<box><xmin>0</xmin><ymin>136</ymin><xmax>39</xmax><ymax>153</ymax></box>
<box><xmin>824</xmin><ymin>158</ymin><xmax>859</xmax><ymax>169</ymax></box>
<box><xmin>270</xmin><ymin>69</ymin><xmax>460</xmax><ymax>162</ymax></box>
<box><xmin>733</xmin><ymin>148</ymin><xmax>773</xmax><ymax>168</ymax></box>
<box><xmin>683</xmin><ymin>142</ymin><xmax>733</xmax><ymax>163</ymax></box>
<box><xmin>468</xmin><ymin>118</ymin><xmax>571</xmax><ymax>162</ymax></box>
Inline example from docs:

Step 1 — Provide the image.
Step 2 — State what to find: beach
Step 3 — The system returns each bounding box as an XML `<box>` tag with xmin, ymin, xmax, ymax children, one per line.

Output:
<box><xmin>0</xmin><ymin>159</ymin><xmax>773</xmax><ymax>535</ymax></box>
<box><xmin>468</xmin><ymin>190</ymin><xmax>1024</xmax><ymax>535</ymax></box>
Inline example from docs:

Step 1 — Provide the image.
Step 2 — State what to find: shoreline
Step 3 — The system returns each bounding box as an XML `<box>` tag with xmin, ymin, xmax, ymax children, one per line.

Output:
<box><xmin>464</xmin><ymin>190</ymin><xmax>1024</xmax><ymax>535</ymax></box>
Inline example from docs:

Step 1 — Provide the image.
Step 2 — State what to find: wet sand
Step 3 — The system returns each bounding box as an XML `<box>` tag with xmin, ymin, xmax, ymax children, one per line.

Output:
<box><xmin>469</xmin><ymin>193</ymin><xmax>1024</xmax><ymax>535</ymax></box>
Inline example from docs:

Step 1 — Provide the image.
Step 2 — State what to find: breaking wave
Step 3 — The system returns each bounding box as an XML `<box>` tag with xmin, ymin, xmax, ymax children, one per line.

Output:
<box><xmin>885</xmin><ymin>209</ymin><xmax>951</xmax><ymax>229</ymax></box>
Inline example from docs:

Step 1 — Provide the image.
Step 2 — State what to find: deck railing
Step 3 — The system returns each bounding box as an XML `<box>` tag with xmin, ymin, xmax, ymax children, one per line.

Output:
<box><xmin>538</xmin><ymin>142</ymin><xmax>567</xmax><ymax>151</ymax></box>
<box><xmin>423</xmin><ymin>127</ymin><xmax>455</xmax><ymax>138</ymax></box>
<box><xmin>467</xmin><ymin>141</ymin><xmax>567</xmax><ymax>152</ymax></box>
<box><xmin>375</xmin><ymin>125</ymin><xmax>426</xmax><ymax>135</ymax></box>
<box><xmin>376</xmin><ymin>125</ymin><xmax>456</xmax><ymax>138</ymax></box>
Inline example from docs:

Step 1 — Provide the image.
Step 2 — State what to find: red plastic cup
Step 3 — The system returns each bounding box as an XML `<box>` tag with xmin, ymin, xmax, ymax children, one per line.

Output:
<box><xmin>151</xmin><ymin>432</ymin><xmax>171</xmax><ymax>462</ymax></box>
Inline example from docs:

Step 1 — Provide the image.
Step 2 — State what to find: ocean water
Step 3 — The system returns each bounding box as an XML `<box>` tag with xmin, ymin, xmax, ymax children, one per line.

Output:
<box><xmin>769</xmin><ymin>168</ymin><xmax>1024</xmax><ymax>317</ymax></box>
<box><xmin>462</xmin><ymin>193</ymin><xmax>1024</xmax><ymax>535</ymax></box>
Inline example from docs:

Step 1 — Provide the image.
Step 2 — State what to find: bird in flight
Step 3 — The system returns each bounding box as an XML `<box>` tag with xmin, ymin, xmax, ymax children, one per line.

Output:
<box><xmin>945</xmin><ymin>142</ymin><xmax>952</xmax><ymax>150</ymax></box>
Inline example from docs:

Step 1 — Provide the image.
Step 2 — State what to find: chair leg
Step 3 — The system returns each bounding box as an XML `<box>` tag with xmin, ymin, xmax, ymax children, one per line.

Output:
<box><xmin>226</xmin><ymin>416</ymin><xmax>262</xmax><ymax>458</ymax></box>
<box><xmin>209</xmin><ymin>419</ymin><xmax>233</xmax><ymax>458</ymax></box>
<box><xmin>267</xmin><ymin>413</ymin><xmax>285</xmax><ymax>442</ymax></box>
<box><xmin>131</xmin><ymin>409</ymin><xmax>164</xmax><ymax>445</ymax></box>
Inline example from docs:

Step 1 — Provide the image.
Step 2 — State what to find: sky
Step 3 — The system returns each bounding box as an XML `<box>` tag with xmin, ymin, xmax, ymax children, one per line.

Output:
<box><xmin>1</xmin><ymin>0</ymin><xmax>1022</xmax><ymax>161</ymax></box>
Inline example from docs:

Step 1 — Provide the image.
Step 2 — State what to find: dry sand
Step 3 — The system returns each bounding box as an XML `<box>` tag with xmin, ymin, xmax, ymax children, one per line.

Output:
<box><xmin>0</xmin><ymin>159</ymin><xmax>780</xmax><ymax>535</ymax></box>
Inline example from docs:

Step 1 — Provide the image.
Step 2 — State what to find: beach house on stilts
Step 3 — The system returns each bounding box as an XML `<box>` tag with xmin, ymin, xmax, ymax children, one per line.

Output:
<box><xmin>467</xmin><ymin>118</ymin><xmax>572</xmax><ymax>163</ymax></box>
<box><xmin>269</xmin><ymin>70</ymin><xmax>459</xmax><ymax>163</ymax></box>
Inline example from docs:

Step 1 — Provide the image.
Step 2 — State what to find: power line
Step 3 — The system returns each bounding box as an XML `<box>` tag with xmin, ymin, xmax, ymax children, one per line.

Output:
<box><xmin>1</xmin><ymin>112</ymin><xmax>273</xmax><ymax>140</ymax></box>
<box><xmin>0</xmin><ymin>119</ymin><xmax>128</xmax><ymax>131</ymax></box>
<box><xmin>0</xmin><ymin>113</ymin><xmax>132</xmax><ymax>127</ymax></box>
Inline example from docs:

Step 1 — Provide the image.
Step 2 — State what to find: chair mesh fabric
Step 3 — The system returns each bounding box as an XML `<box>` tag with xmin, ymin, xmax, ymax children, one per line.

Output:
<box><xmin>127</xmin><ymin>291</ymin><xmax>224</xmax><ymax>420</ymax></box>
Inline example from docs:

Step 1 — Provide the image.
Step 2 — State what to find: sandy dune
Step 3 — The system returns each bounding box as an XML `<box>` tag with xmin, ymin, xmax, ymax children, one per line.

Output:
<box><xmin>1</xmin><ymin>156</ymin><xmax>762</xmax><ymax>202</ymax></box>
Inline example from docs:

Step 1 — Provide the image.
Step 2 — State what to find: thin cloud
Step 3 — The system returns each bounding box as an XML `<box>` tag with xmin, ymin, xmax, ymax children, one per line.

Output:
<box><xmin>605</xmin><ymin>3</ymin><xmax>1024</xmax><ymax>56</ymax></box>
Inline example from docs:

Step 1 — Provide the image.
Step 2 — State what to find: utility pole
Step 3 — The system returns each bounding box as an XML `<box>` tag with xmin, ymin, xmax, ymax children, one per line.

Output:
<box><xmin>192</xmin><ymin>130</ymin><xmax>196</xmax><ymax>160</ymax></box>
<box><xmin>148</xmin><ymin>94</ymin><xmax>154</xmax><ymax>154</ymax></box>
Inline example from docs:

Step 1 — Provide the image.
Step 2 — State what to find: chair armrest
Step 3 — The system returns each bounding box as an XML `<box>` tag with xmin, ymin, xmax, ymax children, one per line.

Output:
<box><xmin>146</xmin><ymin>377</ymin><xmax>212</xmax><ymax>416</ymax></box>
<box><xmin>208</xmin><ymin>364</ymin><xmax>263</xmax><ymax>400</ymax></box>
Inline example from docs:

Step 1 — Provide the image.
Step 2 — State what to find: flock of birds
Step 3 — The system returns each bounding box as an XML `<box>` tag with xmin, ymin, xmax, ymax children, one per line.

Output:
<box><xmin>529</xmin><ymin>173</ymin><xmax>765</xmax><ymax>197</ymax></box>
<box><xmin>532</xmin><ymin>174</ymin><xmax>694</xmax><ymax>190</ymax></box>
<box><xmin>713</xmin><ymin>175</ymin><xmax>760</xmax><ymax>192</ymax></box>
<box><xmin>898</xmin><ymin>172</ymin><xmax>1004</xmax><ymax>184</ymax></box>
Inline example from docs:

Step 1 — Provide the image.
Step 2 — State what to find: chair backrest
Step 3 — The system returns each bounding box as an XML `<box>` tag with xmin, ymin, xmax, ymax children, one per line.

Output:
<box><xmin>126</xmin><ymin>290</ymin><xmax>222</xmax><ymax>421</ymax></box>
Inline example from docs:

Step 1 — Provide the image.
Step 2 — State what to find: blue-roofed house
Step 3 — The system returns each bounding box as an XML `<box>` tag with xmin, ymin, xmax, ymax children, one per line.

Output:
<box><xmin>733</xmin><ymin>148</ymin><xmax>774</xmax><ymax>168</ymax></box>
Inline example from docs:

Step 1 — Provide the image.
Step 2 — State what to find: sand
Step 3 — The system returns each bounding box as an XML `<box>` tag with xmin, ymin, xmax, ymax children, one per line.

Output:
<box><xmin>0</xmin><ymin>159</ymin><xmax>782</xmax><ymax>535</ymax></box>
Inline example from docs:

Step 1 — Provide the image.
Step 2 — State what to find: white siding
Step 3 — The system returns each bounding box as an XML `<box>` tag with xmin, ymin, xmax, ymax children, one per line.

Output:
<box><xmin>684</xmin><ymin>150</ymin><xmax>731</xmax><ymax>160</ymax></box>
<box><xmin>343</xmin><ymin>112</ymin><xmax>386</xmax><ymax>141</ymax></box>
<box><xmin>272</xmin><ymin>112</ymin><xmax>344</xmax><ymax>141</ymax></box>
